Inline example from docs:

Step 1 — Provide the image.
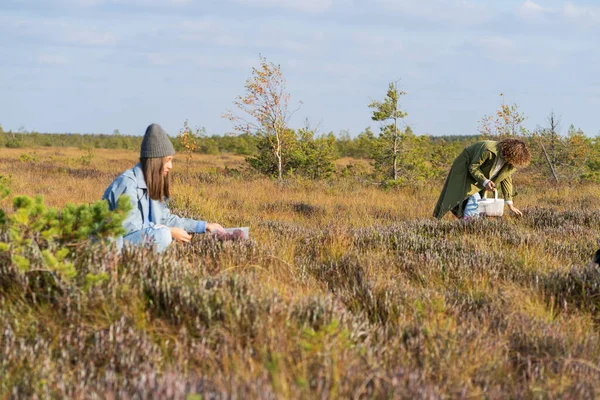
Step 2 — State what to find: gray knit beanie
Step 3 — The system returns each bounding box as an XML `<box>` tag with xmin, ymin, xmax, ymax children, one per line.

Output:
<box><xmin>140</xmin><ymin>123</ymin><xmax>176</xmax><ymax>158</ymax></box>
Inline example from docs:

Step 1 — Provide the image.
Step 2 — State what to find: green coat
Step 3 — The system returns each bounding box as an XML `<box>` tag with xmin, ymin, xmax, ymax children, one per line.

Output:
<box><xmin>433</xmin><ymin>141</ymin><xmax>516</xmax><ymax>219</ymax></box>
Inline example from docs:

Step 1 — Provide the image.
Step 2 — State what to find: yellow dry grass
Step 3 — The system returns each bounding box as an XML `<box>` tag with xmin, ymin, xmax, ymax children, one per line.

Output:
<box><xmin>3</xmin><ymin>147</ymin><xmax>600</xmax><ymax>398</ymax></box>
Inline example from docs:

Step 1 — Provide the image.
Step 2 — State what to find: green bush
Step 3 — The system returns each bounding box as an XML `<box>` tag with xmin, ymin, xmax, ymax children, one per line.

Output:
<box><xmin>247</xmin><ymin>128</ymin><xmax>337</xmax><ymax>180</ymax></box>
<box><xmin>18</xmin><ymin>152</ymin><xmax>38</xmax><ymax>163</ymax></box>
<box><xmin>0</xmin><ymin>184</ymin><xmax>131</xmax><ymax>285</ymax></box>
<box><xmin>5</xmin><ymin>138</ymin><xmax>22</xmax><ymax>148</ymax></box>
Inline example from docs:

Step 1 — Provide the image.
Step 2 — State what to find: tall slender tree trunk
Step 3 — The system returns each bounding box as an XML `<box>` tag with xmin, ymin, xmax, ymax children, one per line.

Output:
<box><xmin>393</xmin><ymin>132</ymin><xmax>398</xmax><ymax>181</ymax></box>
<box><xmin>393</xmin><ymin>82</ymin><xmax>399</xmax><ymax>181</ymax></box>
<box><xmin>540</xmin><ymin>138</ymin><xmax>559</xmax><ymax>183</ymax></box>
<box><xmin>276</xmin><ymin>132</ymin><xmax>283</xmax><ymax>180</ymax></box>
<box><xmin>543</xmin><ymin>112</ymin><xmax>560</xmax><ymax>184</ymax></box>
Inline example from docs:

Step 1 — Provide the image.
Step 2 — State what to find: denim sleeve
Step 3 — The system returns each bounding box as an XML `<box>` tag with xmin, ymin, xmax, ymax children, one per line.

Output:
<box><xmin>102</xmin><ymin>176</ymin><xmax>144</xmax><ymax>236</ymax></box>
<box><xmin>160</xmin><ymin>203</ymin><xmax>207</xmax><ymax>233</ymax></box>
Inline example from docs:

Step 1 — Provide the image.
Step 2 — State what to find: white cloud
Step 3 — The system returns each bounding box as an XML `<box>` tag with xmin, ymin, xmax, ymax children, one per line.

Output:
<box><xmin>476</xmin><ymin>36</ymin><xmax>514</xmax><ymax>53</ymax></box>
<box><xmin>256</xmin><ymin>25</ymin><xmax>316</xmax><ymax>52</ymax></box>
<box><xmin>178</xmin><ymin>31</ymin><xmax>245</xmax><ymax>47</ymax></box>
<box><xmin>564</xmin><ymin>2</ymin><xmax>600</xmax><ymax>27</ymax></box>
<box><xmin>351</xmin><ymin>31</ymin><xmax>404</xmax><ymax>58</ymax></box>
<box><xmin>1</xmin><ymin>16</ymin><xmax>119</xmax><ymax>46</ymax></box>
<box><xmin>515</xmin><ymin>1</ymin><xmax>600</xmax><ymax>29</ymax></box>
<box><xmin>176</xmin><ymin>18</ymin><xmax>323</xmax><ymax>53</ymax></box>
<box><xmin>322</xmin><ymin>61</ymin><xmax>364</xmax><ymax>79</ymax></box>
<box><xmin>39</xmin><ymin>54</ymin><xmax>69</xmax><ymax>65</ymax></box>
<box><xmin>284</xmin><ymin>58</ymin><xmax>366</xmax><ymax>81</ymax></box>
<box><xmin>464</xmin><ymin>35</ymin><xmax>565</xmax><ymax>68</ymax></box>
<box><xmin>63</xmin><ymin>0</ymin><xmax>192</xmax><ymax>6</ymax></box>
<box><xmin>467</xmin><ymin>36</ymin><xmax>530</xmax><ymax>64</ymax></box>
<box><xmin>176</xmin><ymin>18</ymin><xmax>246</xmax><ymax>47</ymax></box>
<box><xmin>179</xmin><ymin>19</ymin><xmax>218</xmax><ymax>33</ymax></box>
<box><xmin>64</xmin><ymin>0</ymin><xmax>104</xmax><ymax>5</ymax></box>
<box><xmin>67</xmin><ymin>29</ymin><xmax>118</xmax><ymax>46</ymax></box>
<box><xmin>583</xmin><ymin>83</ymin><xmax>600</xmax><ymax>97</ymax></box>
<box><xmin>375</xmin><ymin>0</ymin><xmax>490</xmax><ymax>26</ymax></box>
<box><xmin>146</xmin><ymin>53</ymin><xmax>173</xmax><ymax>66</ymax></box>
<box><xmin>516</xmin><ymin>0</ymin><xmax>550</xmax><ymax>21</ymax></box>
<box><xmin>145</xmin><ymin>52</ymin><xmax>256</xmax><ymax>70</ymax></box>
<box><xmin>231</xmin><ymin>0</ymin><xmax>334</xmax><ymax>13</ymax></box>
<box><xmin>259</xmin><ymin>38</ymin><xmax>312</xmax><ymax>52</ymax></box>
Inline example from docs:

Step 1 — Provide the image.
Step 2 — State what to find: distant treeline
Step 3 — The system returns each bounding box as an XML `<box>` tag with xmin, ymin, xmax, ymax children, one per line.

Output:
<box><xmin>0</xmin><ymin>130</ymin><xmax>256</xmax><ymax>155</ymax></box>
<box><xmin>0</xmin><ymin>127</ymin><xmax>479</xmax><ymax>159</ymax></box>
<box><xmin>3</xmin><ymin>125</ymin><xmax>600</xmax><ymax>184</ymax></box>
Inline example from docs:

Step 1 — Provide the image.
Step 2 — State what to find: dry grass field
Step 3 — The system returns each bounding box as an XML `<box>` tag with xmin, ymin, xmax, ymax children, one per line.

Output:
<box><xmin>2</xmin><ymin>147</ymin><xmax>600</xmax><ymax>398</ymax></box>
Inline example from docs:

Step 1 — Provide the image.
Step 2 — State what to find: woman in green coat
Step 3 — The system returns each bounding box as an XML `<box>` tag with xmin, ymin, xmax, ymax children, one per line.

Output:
<box><xmin>433</xmin><ymin>138</ymin><xmax>531</xmax><ymax>219</ymax></box>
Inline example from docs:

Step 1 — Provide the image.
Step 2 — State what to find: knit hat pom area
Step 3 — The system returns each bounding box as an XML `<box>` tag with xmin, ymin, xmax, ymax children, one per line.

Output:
<box><xmin>140</xmin><ymin>123</ymin><xmax>176</xmax><ymax>158</ymax></box>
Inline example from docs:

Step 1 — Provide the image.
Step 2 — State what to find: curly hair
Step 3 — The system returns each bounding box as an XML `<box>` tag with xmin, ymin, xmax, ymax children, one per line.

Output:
<box><xmin>499</xmin><ymin>138</ymin><xmax>531</xmax><ymax>167</ymax></box>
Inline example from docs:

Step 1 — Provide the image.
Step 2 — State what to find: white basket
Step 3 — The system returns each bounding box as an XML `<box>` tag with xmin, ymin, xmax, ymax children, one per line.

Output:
<box><xmin>478</xmin><ymin>190</ymin><xmax>504</xmax><ymax>217</ymax></box>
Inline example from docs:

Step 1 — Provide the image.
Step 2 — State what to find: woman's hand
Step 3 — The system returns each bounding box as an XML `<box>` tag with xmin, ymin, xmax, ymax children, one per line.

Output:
<box><xmin>206</xmin><ymin>222</ymin><xmax>225</xmax><ymax>233</ymax></box>
<box><xmin>170</xmin><ymin>227</ymin><xmax>192</xmax><ymax>242</ymax></box>
<box><xmin>485</xmin><ymin>180</ymin><xmax>496</xmax><ymax>191</ymax></box>
<box><xmin>508</xmin><ymin>204</ymin><xmax>523</xmax><ymax>217</ymax></box>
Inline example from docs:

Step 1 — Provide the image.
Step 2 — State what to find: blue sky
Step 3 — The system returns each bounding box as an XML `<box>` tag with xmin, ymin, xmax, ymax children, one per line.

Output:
<box><xmin>1</xmin><ymin>0</ymin><xmax>599</xmax><ymax>137</ymax></box>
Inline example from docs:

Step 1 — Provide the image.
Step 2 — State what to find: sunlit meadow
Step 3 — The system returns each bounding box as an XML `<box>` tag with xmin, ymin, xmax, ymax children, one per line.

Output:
<box><xmin>2</xmin><ymin>147</ymin><xmax>600</xmax><ymax>399</ymax></box>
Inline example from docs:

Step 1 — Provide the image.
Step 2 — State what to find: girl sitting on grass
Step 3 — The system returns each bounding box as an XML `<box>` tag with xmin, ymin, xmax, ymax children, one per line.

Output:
<box><xmin>433</xmin><ymin>138</ymin><xmax>532</xmax><ymax>220</ymax></box>
<box><xmin>103</xmin><ymin>123</ymin><xmax>224</xmax><ymax>252</ymax></box>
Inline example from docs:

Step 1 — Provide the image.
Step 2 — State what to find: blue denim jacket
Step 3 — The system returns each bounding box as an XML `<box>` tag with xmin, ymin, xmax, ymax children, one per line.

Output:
<box><xmin>102</xmin><ymin>164</ymin><xmax>206</xmax><ymax>237</ymax></box>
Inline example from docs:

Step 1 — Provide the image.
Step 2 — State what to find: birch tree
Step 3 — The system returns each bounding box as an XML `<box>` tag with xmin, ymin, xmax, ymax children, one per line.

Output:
<box><xmin>224</xmin><ymin>56</ymin><xmax>297</xmax><ymax>180</ymax></box>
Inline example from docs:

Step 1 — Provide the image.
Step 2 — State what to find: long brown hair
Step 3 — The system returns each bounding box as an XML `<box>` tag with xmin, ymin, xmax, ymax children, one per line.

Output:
<box><xmin>141</xmin><ymin>157</ymin><xmax>170</xmax><ymax>201</ymax></box>
<box><xmin>499</xmin><ymin>138</ymin><xmax>531</xmax><ymax>167</ymax></box>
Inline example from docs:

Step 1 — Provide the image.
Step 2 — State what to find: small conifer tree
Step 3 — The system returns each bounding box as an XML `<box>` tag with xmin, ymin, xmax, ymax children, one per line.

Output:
<box><xmin>0</xmin><ymin>183</ymin><xmax>131</xmax><ymax>283</ymax></box>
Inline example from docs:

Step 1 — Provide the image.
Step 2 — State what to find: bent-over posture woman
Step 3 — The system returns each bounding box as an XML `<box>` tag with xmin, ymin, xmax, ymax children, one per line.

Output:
<box><xmin>103</xmin><ymin>123</ymin><xmax>224</xmax><ymax>252</ymax></box>
<box><xmin>433</xmin><ymin>138</ymin><xmax>531</xmax><ymax>220</ymax></box>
